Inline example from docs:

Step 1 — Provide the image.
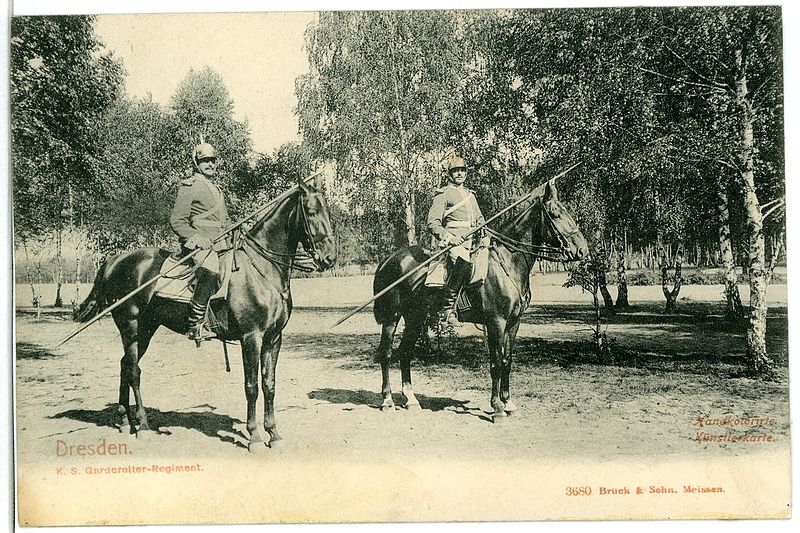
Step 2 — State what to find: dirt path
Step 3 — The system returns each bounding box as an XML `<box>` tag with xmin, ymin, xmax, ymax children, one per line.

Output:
<box><xmin>14</xmin><ymin>276</ymin><xmax>791</xmax><ymax>524</ymax></box>
<box><xmin>16</xmin><ymin>281</ymin><xmax>789</xmax><ymax>462</ymax></box>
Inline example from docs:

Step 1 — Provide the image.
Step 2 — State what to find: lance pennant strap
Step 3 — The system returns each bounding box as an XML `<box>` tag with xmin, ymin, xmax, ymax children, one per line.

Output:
<box><xmin>442</xmin><ymin>188</ymin><xmax>474</xmax><ymax>220</ymax></box>
<box><xmin>192</xmin><ymin>180</ymin><xmax>225</xmax><ymax>225</ymax></box>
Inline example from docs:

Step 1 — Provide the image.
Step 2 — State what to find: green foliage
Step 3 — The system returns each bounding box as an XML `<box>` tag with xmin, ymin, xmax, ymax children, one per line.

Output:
<box><xmin>85</xmin><ymin>67</ymin><xmax>257</xmax><ymax>252</ymax></box>
<box><xmin>564</xmin><ymin>257</ymin><xmax>614</xmax><ymax>363</ymax></box>
<box><xmin>89</xmin><ymin>98</ymin><xmax>184</xmax><ymax>251</ymax></box>
<box><xmin>229</xmin><ymin>142</ymin><xmax>308</xmax><ymax>219</ymax></box>
<box><xmin>297</xmin><ymin>10</ymin><xmax>469</xmax><ymax>246</ymax></box>
<box><xmin>170</xmin><ymin>66</ymin><xmax>252</xmax><ymax>189</ymax></box>
<box><xmin>11</xmin><ymin>15</ymin><xmax>123</xmax><ymax>241</ymax></box>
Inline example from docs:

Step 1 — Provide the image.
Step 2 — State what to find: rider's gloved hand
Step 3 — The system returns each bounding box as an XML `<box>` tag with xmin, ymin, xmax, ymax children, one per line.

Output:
<box><xmin>185</xmin><ymin>234</ymin><xmax>213</xmax><ymax>250</ymax></box>
<box><xmin>447</xmin><ymin>233</ymin><xmax>464</xmax><ymax>246</ymax></box>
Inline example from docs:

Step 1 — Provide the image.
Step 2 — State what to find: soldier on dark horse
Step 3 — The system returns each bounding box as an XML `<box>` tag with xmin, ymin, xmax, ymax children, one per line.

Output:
<box><xmin>74</xmin><ymin>142</ymin><xmax>337</xmax><ymax>450</ymax></box>
<box><xmin>426</xmin><ymin>155</ymin><xmax>489</xmax><ymax>326</ymax></box>
<box><xmin>373</xmin><ymin>158</ymin><xmax>588</xmax><ymax>421</ymax></box>
<box><xmin>170</xmin><ymin>142</ymin><xmax>229</xmax><ymax>343</ymax></box>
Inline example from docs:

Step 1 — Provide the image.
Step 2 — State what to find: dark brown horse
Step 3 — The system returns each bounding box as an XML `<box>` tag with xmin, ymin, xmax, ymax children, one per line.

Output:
<box><xmin>74</xmin><ymin>178</ymin><xmax>336</xmax><ymax>451</ymax></box>
<box><xmin>372</xmin><ymin>180</ymin><xmax>588</xmax><ymax>422</ymax></box>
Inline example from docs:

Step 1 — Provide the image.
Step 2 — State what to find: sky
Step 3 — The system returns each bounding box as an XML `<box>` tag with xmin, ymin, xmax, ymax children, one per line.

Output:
<box><xmin>94</xmin><ymin>12</ymin><xmax>317</xmax><ymax>155</ymax></box>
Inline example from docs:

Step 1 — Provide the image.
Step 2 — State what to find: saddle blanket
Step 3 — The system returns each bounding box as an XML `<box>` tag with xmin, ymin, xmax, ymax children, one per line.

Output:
<box><xmin>154</xmin><ymin>252</ymin><xmax>232</xmax><ymax>303</ymax></box>
<box><xmin>425</xmin><ymin>244</ymin><xmax>489</xmax><ymax>287</ymax></box>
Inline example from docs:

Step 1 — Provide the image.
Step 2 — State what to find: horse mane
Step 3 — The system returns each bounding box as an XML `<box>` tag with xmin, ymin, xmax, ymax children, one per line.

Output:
<box><xmin>248</xmin><ymin>187</ymin><xmax>300</xmax><ymax>235</ymax></box>
<box><xmin>496</xmin><ymin>180</ymin><xmax>550</xmax><ymax>238</ymax></box>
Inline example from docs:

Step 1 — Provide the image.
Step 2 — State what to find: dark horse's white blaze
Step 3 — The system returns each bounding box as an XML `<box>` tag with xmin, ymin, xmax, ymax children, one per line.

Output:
<box><xmin>74</xmin><ymin>178</ymin><xmax>336</xmax><ymax>451</ymax></box>
<box><xmin>371</xmin><ymin>181</ymin><xmax>588</xmax><ymax>422</ymax></box>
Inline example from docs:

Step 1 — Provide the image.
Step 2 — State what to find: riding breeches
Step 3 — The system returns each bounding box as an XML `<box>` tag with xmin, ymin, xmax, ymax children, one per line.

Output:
<box><xmin>193</xmin><ymin>249</ymin><xmax>221</xmax><ymax>274</ymax></box>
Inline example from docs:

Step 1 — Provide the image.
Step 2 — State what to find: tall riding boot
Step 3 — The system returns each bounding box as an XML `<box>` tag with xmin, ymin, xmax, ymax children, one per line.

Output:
<box><xmin>439</xmin><ymin>258</ymin><xmax>472</xmax><ymax>326</ymax></box>
<box><xmin>188</xmin><ymin>267</ymin><xmax>219</xmax><ymax>345</ymax></box>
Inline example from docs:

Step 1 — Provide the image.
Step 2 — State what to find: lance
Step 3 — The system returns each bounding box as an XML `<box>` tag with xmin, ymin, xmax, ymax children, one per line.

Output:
<box><xmin>53</xmin><ymin>168</ymin><xmax>325</xmax><ymax>349</ymax></box>
<box><xmin>330</xmin><ymin>162</ymin><xmax>582</xmax><ymax>328</ymax></box>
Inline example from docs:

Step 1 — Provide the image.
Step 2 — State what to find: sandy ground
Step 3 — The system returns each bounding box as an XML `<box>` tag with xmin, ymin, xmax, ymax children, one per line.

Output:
<box><xmin>13</xmin><ymin>274</ymin><xmax>791</xmax><ymax>524</ymax></box>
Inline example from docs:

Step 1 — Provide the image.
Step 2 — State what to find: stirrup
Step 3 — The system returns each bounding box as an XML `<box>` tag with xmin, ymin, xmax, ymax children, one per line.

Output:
<box><xmin>188</xmin><ymin>324</ymin><xmax>216</xmax><ymax>347</ymax></box>
<box><xmin>438</xmin><ymin>310</ymin><xmax>462</xmax><ymax>328</ymax></box>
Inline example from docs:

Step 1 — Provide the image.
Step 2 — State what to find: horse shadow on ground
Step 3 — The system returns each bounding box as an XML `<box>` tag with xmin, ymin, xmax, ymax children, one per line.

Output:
<box><xmin>51</xmin><ymin>404</ymin><xmax>249</xmax><ymax>450</ymax></box>
<box><xmin>16</xmin><ymin>342</ymin><xmax>62</xmax><ymax>360</ymax></box>
<box><xmin>307</xmin><ymin>388</ymin><xmax>489</xmax><ymax>420</ymax></box>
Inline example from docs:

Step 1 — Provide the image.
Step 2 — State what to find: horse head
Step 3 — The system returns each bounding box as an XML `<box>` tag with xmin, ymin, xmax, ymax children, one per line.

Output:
<box><xmin>296</xmin><ymin>175</ymin><xmax>337</xmax><ymax>271</ymax></box>
<box><xmin>536</xmin><ymin>180</ymin><xmax>588</xmax><ymax>262</ymax></box>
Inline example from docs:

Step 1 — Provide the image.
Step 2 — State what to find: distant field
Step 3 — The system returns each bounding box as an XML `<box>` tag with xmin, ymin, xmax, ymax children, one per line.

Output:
<box><xmin>14</xmin><ymin>271</ymin><xmax>789</xmax><ymax>309</ymax></box>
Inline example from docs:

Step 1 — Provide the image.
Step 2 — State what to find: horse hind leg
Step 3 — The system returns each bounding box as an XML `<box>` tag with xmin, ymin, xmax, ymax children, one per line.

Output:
<box><xmin>376</xmin><ymin>320</ymin><xmax>399</xmax><ymax>411</ymax></box>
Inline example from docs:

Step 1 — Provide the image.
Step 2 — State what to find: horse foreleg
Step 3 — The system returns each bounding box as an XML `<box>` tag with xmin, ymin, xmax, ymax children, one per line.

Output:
<box><xmin>501</xmin><ymin>323</ymin><xmax>520</xmax><ymax>415</ymax></box>
<box><xmin>376</xmin><ymin>321</ymin><xmax>398</xmax><ymax>411</ymax></box>
<box><xmin>262</xmin><ymin>332</ymin><xmax>282</xmax><ymax>446</ymax></box>
<box><xmin>117</xmin><ymin>356</ymin><xmax>132</xmax><ymax>432</ymax></box>
<box><xmin>241</xmin><ymin>332</ymin><xmax>266</xmax><ymax>452</ymax></box>
<box><xmin>398</xmin><ymin>320</ymin><xmax>423</xmax><ymax>410</ymax></box>
<box><xmin>124</xmin><ymin>332</ymin><xmax>153</xmax><ymax>436</ymax></box>
<box><xmin>486</xmin><ymin>319</ymin><xmax>508</xmax><ymax>422</ymax></box>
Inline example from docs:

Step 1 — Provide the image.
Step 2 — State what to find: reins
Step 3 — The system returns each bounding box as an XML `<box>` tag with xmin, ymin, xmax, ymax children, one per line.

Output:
<box><xmin>238</xmin><ymin>189</ymin><xmax>320</xmax><ymax>274</ymax></box>
<box><xmin>485</xmin><ymin>196</ymin><xmax>575</xmax><ymax>262</ymax></box>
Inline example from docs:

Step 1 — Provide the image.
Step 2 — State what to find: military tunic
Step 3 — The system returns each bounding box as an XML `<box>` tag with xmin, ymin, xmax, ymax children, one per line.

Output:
<box><xmin>427</xmin><ymin>184</ymin><xmax>485</xmax><ymax>262</ymax></box>
<box><xmin>170</xmin><ymin>172</ymin><xmax>230</xmax><ymax>272</ymax></box>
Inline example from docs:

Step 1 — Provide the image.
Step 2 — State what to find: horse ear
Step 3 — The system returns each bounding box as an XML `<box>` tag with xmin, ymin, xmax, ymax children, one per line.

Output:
<box><xmin>544</xmin><ymin>179</ymin><xmax>558</xmax><ymax>202</ymax></box>
<box><xmin>297</xmin><ymin>177</ymin><xmax>310</xmax><ymax>193</ymax></box>
<box><xmin>313</xmin><ymin>174</ymin><xmax>323</xmax><ymax>190</ymax></box>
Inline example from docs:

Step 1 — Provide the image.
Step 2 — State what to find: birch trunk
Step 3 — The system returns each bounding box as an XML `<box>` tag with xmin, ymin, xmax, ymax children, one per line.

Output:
<box><xmin>54</xmin><ymin>227</ymin><xmax>64</xmax><ymax>307</ymax></box>
<box><xmin>614</xmin><ymin>232</ymin><xmax>630</xmax><ymax>309</ymax></box>
<box><xmin>404</xmin><ymin>191</ymin><xmax>417</xmax><ymax>246</ymax></box>
<box><xmin>735</xmin><ymin>49</ymin><xmax>774</xmax><ymax>376</ymax></box>
<box><xmin>717</xmin><ymin>181</ymin><xmax>744</xmax><ymax>318</ymax></box>
<box><xmin>661</xmin><ymin>248</ymin><xmax>683</xmax><ymax>314</ymax></box>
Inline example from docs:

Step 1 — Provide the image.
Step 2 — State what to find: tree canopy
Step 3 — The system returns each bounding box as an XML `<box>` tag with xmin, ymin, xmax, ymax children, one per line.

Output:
<box><xmin>11</xmin><ymin>15</ymin><xmax>124</xmax><ymax>241</ymax></box>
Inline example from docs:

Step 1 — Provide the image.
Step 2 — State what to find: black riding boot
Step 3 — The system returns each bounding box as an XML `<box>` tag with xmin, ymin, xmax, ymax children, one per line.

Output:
<box><xmin>439</xmin><ymin>258</ymin><xmax>472</xmax><ymax>326</ymax></box>
<box><xmin>188</xmin><ymin>267</ymin><xmax>219</xmax><ymax>345</ymax></box>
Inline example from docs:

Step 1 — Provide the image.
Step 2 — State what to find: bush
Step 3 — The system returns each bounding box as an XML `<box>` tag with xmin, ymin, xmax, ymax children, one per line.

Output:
<box><xmin>610</xmin><ymin>267</ymin><xmax>787</xmax><ymax>286</ymax></box>
<box><xmin>626</xmin><ymin>270</ymin><xmax>663</xmax><ymax>286</ymax></box>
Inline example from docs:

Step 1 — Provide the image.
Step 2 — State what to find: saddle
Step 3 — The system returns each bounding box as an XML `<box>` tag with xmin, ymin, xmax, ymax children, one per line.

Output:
<box><xmin>424</xmin><ymin>239</ymin><xmax>490</xmax><ymax>288</ymax></box>
<box><xmin>153</xmin><ymin>251</ymin><xmax>232</xmax><ymax>301</ymax></box>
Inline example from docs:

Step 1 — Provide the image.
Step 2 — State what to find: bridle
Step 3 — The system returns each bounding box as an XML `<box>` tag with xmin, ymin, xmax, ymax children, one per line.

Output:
<box><xmin>486</xmin><ymin>195</ymin><xmax>579</xmax><ymax>262</ymax></box>
<box><xmin>240</xmin><ymin>188</ymin><xmax>329</xmax><ymax>273</ymax></box>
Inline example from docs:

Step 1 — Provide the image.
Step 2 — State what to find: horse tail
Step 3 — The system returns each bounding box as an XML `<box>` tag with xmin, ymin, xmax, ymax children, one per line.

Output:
<box><xmin>73</xmin><ymin>261</ymin><xmax>108</xmax><ymax>323</ymax></box>
<box><xmin>372</xmin><ymin>255</ymin><xmax>403</xmax><ymax>325</ymax></box>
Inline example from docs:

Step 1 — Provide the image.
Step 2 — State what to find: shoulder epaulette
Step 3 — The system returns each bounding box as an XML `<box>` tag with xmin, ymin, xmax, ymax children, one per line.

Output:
<box><xmin>181</xmin><ymin>176</ymin><xmax>196</xmax><ymax>186</ymax></box>
<box><xmin>434</xmin><ymin>186</ymin><xmax>447</xmax><ymax>194</ymax></box>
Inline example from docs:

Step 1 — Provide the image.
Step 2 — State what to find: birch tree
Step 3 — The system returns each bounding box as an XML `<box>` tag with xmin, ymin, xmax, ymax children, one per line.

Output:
<box><xmin>645</xmin><ymin>6</ymin><xmax>784</xmax><ymax>375</ymax></box>
<box><xmin>297</xmin><ymin>11</ymin><xmax>466</xmax><ymax>246</ymax></box>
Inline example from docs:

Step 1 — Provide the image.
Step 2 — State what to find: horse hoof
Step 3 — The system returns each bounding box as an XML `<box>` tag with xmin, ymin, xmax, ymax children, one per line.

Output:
<box><xmin>491</xmin><ymin>411</ymin><xmax>507</xmax><ymax>425</ymax></box>
<box><xmin>504</xmin><ymin>400</ymin><xmax>518</xmax><ymax>412</ymax></box>
<box><xmin>406</xmin><ymin>402</ymin><xmax>421</xmax><ymax>411</ymax></box>
<box><xmin>380</xmin><ymin>404</ymin><xmax>395</xmax><ymax>412</ymax></box>
<box><xmin>248</xmin><ymin>441</ymin><xmax>268</xmax><ymax>454</ymax></box>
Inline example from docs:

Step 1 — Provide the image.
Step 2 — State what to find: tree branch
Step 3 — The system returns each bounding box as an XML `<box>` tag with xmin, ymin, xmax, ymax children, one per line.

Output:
<box><xmin>638</xmin><ymin>67</ymin><xmax>730</xmax><ymax>93</ymax></box>
<box><xmin>762</xmin><ymin>200</ymin><xmax>784</xmax><ymax>220</ymax></box>
<box><xmin>760</xmin><ymin>197</ymin><xmax>782</xmax><ymax>212</ymax></box>
<box><xmin>662</xmin><ymin>42</ymin><xmax>734</xmax><ymax>93</ymax></box>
